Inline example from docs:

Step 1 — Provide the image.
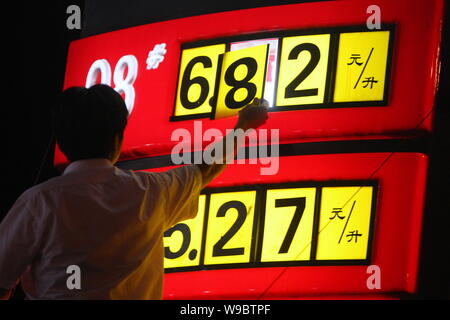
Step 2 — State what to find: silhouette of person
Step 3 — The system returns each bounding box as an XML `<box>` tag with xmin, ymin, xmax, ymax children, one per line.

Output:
<box><xmin>0</xmin><ymin>84</ymin><xmax>268</xmax><ymax>299</ymax></box>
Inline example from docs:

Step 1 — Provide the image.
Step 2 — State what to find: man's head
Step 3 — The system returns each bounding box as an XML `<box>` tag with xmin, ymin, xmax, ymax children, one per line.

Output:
<box><xmin>53</xmin><ymin>84</ymin><xmax>128</xmax><ymax>163</ymax></box>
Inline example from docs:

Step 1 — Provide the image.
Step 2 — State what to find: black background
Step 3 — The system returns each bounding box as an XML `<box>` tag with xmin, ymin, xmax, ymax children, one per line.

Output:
<box><xmin>2</xmin><ymin>0</ymin><xmax>449</xmax><ymax>300</ymax></box>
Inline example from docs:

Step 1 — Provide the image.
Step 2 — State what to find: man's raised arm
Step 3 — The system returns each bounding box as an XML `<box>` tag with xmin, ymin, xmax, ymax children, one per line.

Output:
<box><xmin>196</xmin><ymin>98</ymin><xmax>269</xmax><ymax>188</ymax></box>
<box><xmin>0</xmin><ymin>288</ymin><xmax>13</xmax><ymax>300</ymax></box>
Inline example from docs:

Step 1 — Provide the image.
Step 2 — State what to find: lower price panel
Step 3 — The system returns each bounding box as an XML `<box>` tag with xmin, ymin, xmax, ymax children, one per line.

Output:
<box><xmin>260</xmin><ymin>187</ymin><xmax>316</xmax><ymax>263</ymax></box>
<box><xmin>163</xmin><ymin>181</ymin><xmax>377</xmax><ymax>272</ymax></box>
<box><xmin>162</xmin><ymin>153</ymin><xmax>428</xmax><ymax>298</ymax></box>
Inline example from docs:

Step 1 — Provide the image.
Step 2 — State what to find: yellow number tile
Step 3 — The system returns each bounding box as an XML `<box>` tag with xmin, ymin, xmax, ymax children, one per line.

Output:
<box><xmin>164</xmin><ymin>195</ymin><xmax>206</xmax><ymax>269</ymax></box>
<box><xmin>316</xmin><ymin>186</ymin><xmax>374</xmax><ymax>260</ymax></box>
<box><xmin>214</xmin><ymin>45</ymin><xmax>268</xmax><ymax>119</ymax></box>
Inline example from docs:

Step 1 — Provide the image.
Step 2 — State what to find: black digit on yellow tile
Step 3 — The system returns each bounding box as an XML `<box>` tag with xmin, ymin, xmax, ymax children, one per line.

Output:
<box><xmin>212</xmin><ymin>200</ymin><xmax>247</xmax><ymax>257</ymax></box>
<box><xmin>276</xmin><ymin>34</ymin><xmax>330</xmax><ymax>107</ymax></box>
<box><xmin>204</xmin><ymin>191</ymin><xmax>257</xmax><ymax>265</ymax></box>
<box><xmin>163</xmin><ymin>195</ymin><xmax>206</xmax><ymax>268</ymax></box>
<box><xmin>333</xmin><ymin>31</ymin><xmax>391</xmax><ymax>103</ymax></box>
<box><xmin>316</xmin><ymin>186</ymin><xmax>374</xmax><ymax>260</ymax></box>
<box><xmin>260</xmin><ymin>188</ymin><xmax>316</xmax><ymax>262</ymax></box>
<box><xmin>173</xmin><ymin>44</ymin><xmax>226</xmax><ymax>119</ymax></box>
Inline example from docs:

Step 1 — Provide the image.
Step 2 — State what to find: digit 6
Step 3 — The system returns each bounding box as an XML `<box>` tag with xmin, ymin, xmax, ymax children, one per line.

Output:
<box><xmin>224</xmin><ymin>57</ymin><xmax>258</xmax><ymax>109</ymax></box>
<box><xmin>164</xmin><ymin>223</ymin><xmax>191</xmax><ymax>259</ymax></box>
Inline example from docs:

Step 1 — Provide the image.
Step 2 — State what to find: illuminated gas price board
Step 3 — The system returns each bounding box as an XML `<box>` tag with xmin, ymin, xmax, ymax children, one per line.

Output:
<box><xmin>163</xmin><ymin>181</ymin><xmax>377</xmax><ymax>271</ymax></box>
<box><xmin>172</xmin><ymin>26</ymin><xmax>394</xmax><ymax>120</ymax></box>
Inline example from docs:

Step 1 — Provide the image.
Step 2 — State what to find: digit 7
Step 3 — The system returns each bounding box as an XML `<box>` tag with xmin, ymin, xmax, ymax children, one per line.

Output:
<box><xmin>275</xmin><ymin>197</ymin><xmax>306</xmax><ymax>254</ymax></box>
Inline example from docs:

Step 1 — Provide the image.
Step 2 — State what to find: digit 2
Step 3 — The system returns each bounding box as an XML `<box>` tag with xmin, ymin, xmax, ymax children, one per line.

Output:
<box><xmin>284</xmin><ymin>43</ymin><xmax>320</xmax><ymax>98</ymax></box>
<box><xmin>180</xmin><ymin>56</ymin><xmax>212</xmax><ymax>109</ymax></box>
<box><xmin>275</xmin><ymin>197</ymin><xmax>306</xmax><ymax>254</ymax></box>
<box><xmin>164</xmin><ymin>223</ymin><xmax>191</xmax><ymax>259</ymax></box>
<box><xmin>212</xmin><ymin>200</ymin><xmax>247</xmax><ymax>257</ymax></box>
<box><xmin>224</xmin><ymin>57</ymin><xmax>258</xmax><ymax>109</ymax></box>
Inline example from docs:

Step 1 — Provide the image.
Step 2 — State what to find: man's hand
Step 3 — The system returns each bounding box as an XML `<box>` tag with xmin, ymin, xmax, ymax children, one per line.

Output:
<box><xmin>196</xmin><ymin>97</ymin><xmax>270</xmax><ymax>188</ymax></box>
<box><xmin>235</xmin><ymin>98</ymin><xmax>269</xmax><ymax>131</ymax></box>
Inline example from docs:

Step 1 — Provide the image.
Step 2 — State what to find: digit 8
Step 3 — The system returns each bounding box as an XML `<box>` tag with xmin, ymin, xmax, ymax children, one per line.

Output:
<box><xmin>85</xmin><ymin>55</ymin><xmax>138</xmax><ymax>115</ymax></box>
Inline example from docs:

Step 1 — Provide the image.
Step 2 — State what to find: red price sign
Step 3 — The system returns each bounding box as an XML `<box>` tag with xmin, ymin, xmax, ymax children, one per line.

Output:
<box><xmin>59</xmin><ymin>0</ymin><xmax>441</xmax><ymax>171</ymax></box>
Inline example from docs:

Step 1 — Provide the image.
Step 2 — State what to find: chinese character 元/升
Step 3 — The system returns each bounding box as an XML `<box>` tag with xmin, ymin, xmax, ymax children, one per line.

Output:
<box><xmin>346</xmin><ymin>230</ymin><xmax>363</xmax><ymax>243</ymax></box>
<box><xmin>347</xmin><ymin>54</ymin><xmax>364</xmax><ymax>66</ymax></box>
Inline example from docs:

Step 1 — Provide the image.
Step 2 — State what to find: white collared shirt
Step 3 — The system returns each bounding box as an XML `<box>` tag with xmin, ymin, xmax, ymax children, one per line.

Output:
<box><xmin>0</xmin><ymin>159</ymin><xmax>203</xmax><ymax>299</ymax></box>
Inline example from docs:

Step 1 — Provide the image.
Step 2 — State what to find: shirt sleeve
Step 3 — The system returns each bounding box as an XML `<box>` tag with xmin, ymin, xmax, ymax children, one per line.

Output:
<box><xmin>148</xmin><ymin>164</ymin><xmax>203</xmax><ymax>229</ymax></box>
<box><xmin>0</xmin><ymin>193</ymin><xmax>45</xmax><ymax>290</ymax></box>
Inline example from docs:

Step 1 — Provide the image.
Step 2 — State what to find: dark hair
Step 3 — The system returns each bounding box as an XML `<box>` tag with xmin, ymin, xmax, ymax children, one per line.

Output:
<box><xmin>53</xmin><ymin>84</ymin><xmax>128</xmax><ymax>162</ymax></box>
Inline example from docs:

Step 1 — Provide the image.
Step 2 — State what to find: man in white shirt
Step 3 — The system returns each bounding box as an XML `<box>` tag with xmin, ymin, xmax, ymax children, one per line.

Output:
<box><xmin>0</xmin><ymin>84</ymin><xmax>268</xmax><ymax>299</ymax></box>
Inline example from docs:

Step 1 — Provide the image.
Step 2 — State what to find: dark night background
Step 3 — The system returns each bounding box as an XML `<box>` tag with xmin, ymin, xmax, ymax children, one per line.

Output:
<box><xmin>2</xmin><ymin>0</ymin><xmax>449</xmax><ymax>300</ymax></box>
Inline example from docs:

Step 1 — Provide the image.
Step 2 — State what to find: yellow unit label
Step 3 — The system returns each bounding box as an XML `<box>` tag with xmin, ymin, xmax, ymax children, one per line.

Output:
<box><xmin>163</xmin><ymin>195</ymin><xmax>206</xmax><ymax>268</ymax></box>
<box><xmin>276</xmin><ymin>34</ymin><xmax>330</xmax><ymax>107</ymax></box>
<box><xmin>174</xmin><ymin>44</ymin><xmax>226</xmax><ymax>117</ymax></box>
<box><xmin>203</xmin><ymin>191</ymin><xmax>257</xmax><ymax>265</ymax></box>
<box><xmin>333</xmin><ymin>31</ymin><xmax>390</xmax><ymax>102</ymax></box>
<box><xmin>260</xmin><ymin>188</ymin><xmax>316</xmax><ymax>262</ymax></box>
<box><xmin>214</xmin><ymin>44</ymin><xmax>269</xmax><ymax>119</ymax></box>
<box><xmin>316</xmin><ymin>186</ymin><xmax>374</xmax><ymax>260</ymax></box>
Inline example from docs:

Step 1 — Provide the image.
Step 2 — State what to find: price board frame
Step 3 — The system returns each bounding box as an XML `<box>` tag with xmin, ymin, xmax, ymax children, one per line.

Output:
<box><xmin>58</xmin><ymin>0</ymin><xmax>443</xmax><ymax>168</ymax></box>
<box><xmin>170</xmin><ymin>24</ymin><xmax>395</xmax><ymax>121</ymax></box>
<box><xmin>163</xmin><ymin>179</ymin><xmax>378</xmax><ymax>273</ymax></box>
